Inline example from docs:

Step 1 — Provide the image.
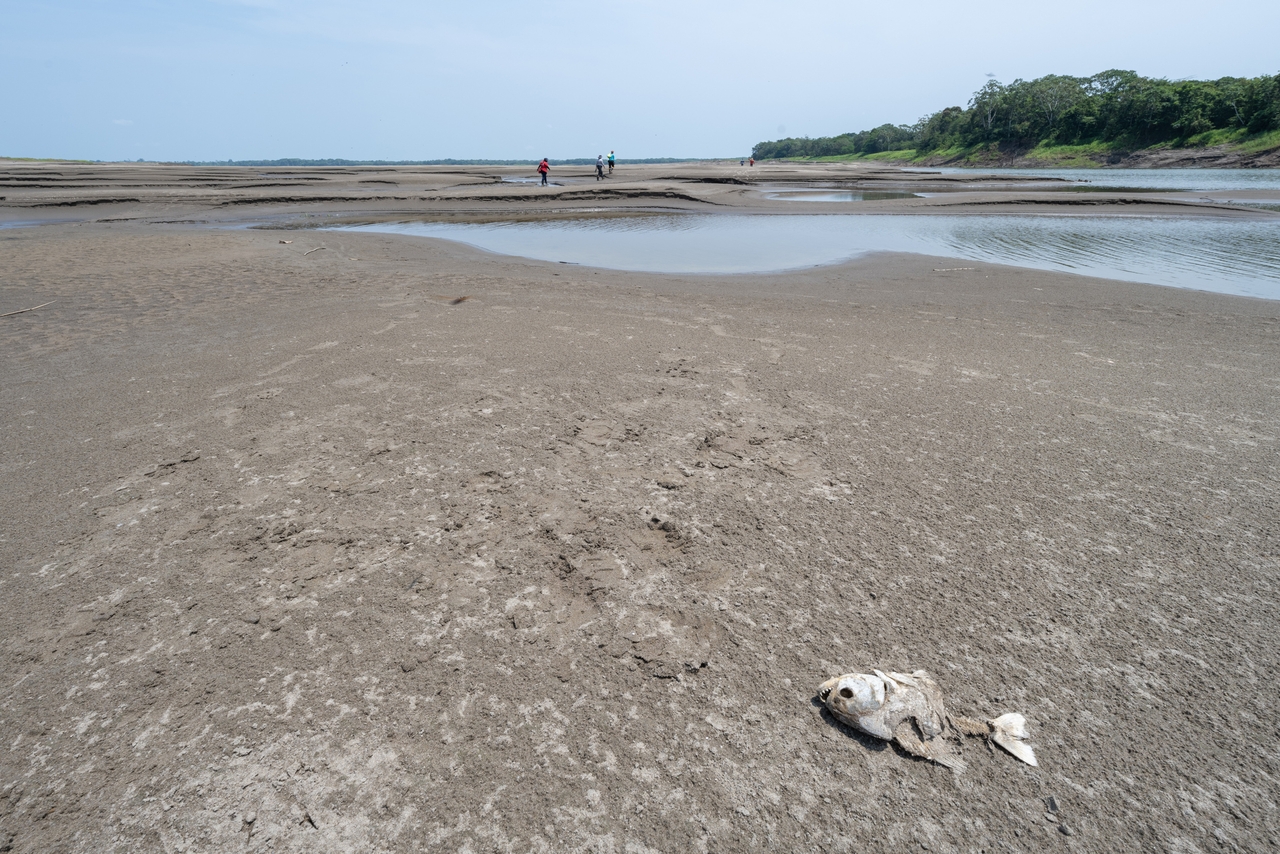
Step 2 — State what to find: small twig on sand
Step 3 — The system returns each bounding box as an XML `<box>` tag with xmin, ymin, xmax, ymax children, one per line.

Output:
<box><xmin>303</xmin><ymin>246</ymin><xmax>327</xmax><ymax>256</ymax></box>
<box><xmin>0</xmin><ymin>301</ymin><xmax>54</xmax><ymax>318</ymax></box>
<box><xmin>450</xmin><ymin>296</ymin><xmax>471</xmax><ymax>305</ymax></box>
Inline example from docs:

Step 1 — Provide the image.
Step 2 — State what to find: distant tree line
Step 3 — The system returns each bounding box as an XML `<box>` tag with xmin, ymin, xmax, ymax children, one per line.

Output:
<box><xmin>752</xmin><ymin>70</ymin><xmax>1280</xmax><ymax>160</ymax></box>
<box><xmin>179</xmin><ymin>157</ymin><xmax>701</xmax><ymax>167</ymax></box>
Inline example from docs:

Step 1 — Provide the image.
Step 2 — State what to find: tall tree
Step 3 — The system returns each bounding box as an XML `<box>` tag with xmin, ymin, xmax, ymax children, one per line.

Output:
<box><xmin>970</xmin><ymin>80</ymin><xmax>1006</xmax><ymax>136</ymax></box>
<box><xmin>1030</xmin><ymin>75</ymin><xmax>1085</xmax><ymax>133</ymax></box>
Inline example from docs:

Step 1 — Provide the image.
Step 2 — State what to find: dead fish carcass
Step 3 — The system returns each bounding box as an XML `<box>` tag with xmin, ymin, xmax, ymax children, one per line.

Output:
<box><xmin>817</xmin><ymin>669</ymin><xmax>1037</xmax><ymax>771</ymax></box>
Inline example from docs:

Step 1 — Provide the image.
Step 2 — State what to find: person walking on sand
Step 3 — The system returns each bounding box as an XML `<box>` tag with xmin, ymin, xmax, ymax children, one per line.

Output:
<box><xmin>537</xmin><ymin>157</ymin><xmax>550</xmax><ymax>186</ymax></box>
<box><xmin>608</xmin><ymin>150</ymin><xmax>615</xmax><ymax>174</ymax></box>
<box><xmin>596</xmin><ymin>154</ymin><xmax>606</xmax><ymax>181</ymax></box>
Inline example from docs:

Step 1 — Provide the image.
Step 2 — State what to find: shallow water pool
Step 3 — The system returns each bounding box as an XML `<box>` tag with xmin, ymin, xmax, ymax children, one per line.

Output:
<box><xmin>339</xmin><ymin>214</ymin><xmax>1280</xmax><ymax>299</ymax></box>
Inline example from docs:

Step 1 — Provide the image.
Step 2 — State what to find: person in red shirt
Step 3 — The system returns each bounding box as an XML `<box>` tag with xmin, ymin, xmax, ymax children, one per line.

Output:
<box><xmin>537</xmin><ymin>158</ymin><xmax>550</xmax><ymax>186</ymax></box>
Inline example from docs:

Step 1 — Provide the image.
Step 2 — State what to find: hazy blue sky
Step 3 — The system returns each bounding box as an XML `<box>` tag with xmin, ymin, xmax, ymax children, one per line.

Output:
<box><xmin>3</xmin><ymin>0</ymin><xmax>1278</xmax><ymax>161</ymax></box>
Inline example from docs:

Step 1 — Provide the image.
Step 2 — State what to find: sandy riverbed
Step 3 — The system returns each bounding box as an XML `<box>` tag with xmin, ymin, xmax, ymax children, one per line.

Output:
<box><xmin>2</xmin><ymin>162</ymin><xmax>1278</xmax><ymax>852</ymax></box>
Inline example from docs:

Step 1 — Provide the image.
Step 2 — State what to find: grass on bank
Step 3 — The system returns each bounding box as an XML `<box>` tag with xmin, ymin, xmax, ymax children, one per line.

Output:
<box><xmin>1212</xmin><ymin>127</ymin><xmax>1280</xmax><ymax>152</ymax></box>
<box><xmin>1012</xmin><ymin>141</ymin><xmax>1125</xmax><ymax>168</ymax></box>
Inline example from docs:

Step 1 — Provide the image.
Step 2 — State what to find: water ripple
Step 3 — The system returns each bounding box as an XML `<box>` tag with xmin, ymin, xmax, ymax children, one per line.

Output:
<box><xmin>339</xmin><ymin>214</ymin><xmax>1280</xmax><ymax>299</ymax></box>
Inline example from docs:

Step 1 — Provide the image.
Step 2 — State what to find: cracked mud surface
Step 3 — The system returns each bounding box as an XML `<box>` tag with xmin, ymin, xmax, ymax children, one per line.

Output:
<box><xmin>1</xmin><ymin>216</ymin><xmax>1278</xmax><ymax>852</ymax></box>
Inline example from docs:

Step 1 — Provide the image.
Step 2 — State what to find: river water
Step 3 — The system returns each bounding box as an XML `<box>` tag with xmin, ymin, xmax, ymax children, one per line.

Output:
<box><xmin>340</xmin><ymin>213</ymin><xmax>1280</xmax><ymax>299</ymax></box>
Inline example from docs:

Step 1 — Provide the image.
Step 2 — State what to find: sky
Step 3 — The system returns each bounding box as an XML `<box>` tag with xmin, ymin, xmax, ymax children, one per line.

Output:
<box><xmin>3</xmin><ymin>0</ymin><xmax>1278</xmax><ymax>162</ymax></box>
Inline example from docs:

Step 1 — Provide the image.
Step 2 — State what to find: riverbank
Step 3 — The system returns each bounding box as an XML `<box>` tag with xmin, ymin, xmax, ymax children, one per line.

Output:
<box><xmin>789</xmin><ymin>130</ymin><xmax>1280</xmax><ymax>169</ymax></box>
<box><xmin>2</xmin><ymin>164</ymin><xmax>1278</xmax><ymax>852</ymax></box>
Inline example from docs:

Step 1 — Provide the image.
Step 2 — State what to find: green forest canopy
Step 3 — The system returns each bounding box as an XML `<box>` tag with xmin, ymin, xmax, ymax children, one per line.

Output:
<box><xmin>752</xmin><ymin>70</ymin><xmax>1280</xmax><ymax>160</ymax></box>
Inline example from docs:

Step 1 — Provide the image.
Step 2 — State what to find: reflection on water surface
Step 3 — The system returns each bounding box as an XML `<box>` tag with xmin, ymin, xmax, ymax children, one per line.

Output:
<box><xmin>339</xmin><ymin>214</ymin><xmax>1280</xmax><ymax>299</ymax></box>
<box><xmin>764</xmin><ymin>189</ymin><xmax>921</xmax><ymax>202</ymax></box>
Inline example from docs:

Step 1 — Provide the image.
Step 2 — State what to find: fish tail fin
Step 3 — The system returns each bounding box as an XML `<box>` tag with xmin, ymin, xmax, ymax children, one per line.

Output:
<box><xmin>989</xmin><ymin>713</ymin><xmax>1038</xmax><ymax>767</ymax></box>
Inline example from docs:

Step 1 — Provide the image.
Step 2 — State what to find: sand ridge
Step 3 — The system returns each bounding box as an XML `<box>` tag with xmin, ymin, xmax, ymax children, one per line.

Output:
<box><xmin>3</xmin><ymin>160</ymin><xmax>1273</xmax><ymax>226</ymax></box>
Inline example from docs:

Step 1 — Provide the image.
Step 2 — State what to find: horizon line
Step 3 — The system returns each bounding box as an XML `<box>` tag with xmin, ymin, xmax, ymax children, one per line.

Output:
<box><xmin>1</xmin><ymin>156</ymin><xmax>747</xmax><ymax>166</ymax></box>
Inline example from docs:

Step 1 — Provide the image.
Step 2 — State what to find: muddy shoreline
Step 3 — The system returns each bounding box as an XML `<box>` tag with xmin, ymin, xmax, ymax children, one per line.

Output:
<box><xmin>2</xmin><ymin>163</ymin><xmax>1278</xmax><ymax>852</ymax></box>
<box><xmin>4</xmin><ymin>159</ymin><xmax>1276</xmax><ymax>226</ymax></box>
<box><xmin>854</xmin><ymin>143</ymin><xmax>1280</xmax><ymax>170</ymax></box>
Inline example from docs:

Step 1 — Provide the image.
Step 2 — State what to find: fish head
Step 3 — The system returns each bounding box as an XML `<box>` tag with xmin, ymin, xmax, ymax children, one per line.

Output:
<box><xmin>818</xmin><ymin>672</ymin><xmax>886</xmax><ymax>719</ymax></box>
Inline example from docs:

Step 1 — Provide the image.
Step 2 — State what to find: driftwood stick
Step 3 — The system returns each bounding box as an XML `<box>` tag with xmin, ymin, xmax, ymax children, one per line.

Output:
<box><xmin>0</xmin><ymin>301</ymin><xmax>54</xmax><ymax>318</ymax></box>
<box><xmin>303</xmin><ymin>246</ymin><xmax>327</xmax><ymax>256</ymax></box>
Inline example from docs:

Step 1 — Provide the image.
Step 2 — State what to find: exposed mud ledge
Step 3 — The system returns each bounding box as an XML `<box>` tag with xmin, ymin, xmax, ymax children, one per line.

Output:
<box><xmin>915</xmin><ymin>142</ymin><xmax>1280</xmax><ymax>169</ymax></box>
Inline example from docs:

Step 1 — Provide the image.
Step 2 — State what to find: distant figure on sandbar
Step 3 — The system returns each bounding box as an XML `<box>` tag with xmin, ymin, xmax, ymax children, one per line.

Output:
<box><xmin>538</xmin><ymin>158</ymin><xmax>550</xmax><ymax>186</ymax></box>
<box><xmin>608</xmin><ymin>150</ymin><xmax>616</xmax><ymax>173</ymax></box>
<box><xmin>596</xmin><ymin>155</ymin><xmax>606</xmax><ymax>180</ymax></box>
<box><xmin>749</xmin><ymin>157</ymin><xmax>755</xmax><ymax>167</ymax></box>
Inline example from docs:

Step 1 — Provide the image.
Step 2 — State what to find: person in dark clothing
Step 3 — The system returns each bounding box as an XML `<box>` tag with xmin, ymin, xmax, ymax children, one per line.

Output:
<box><xmin>595</xmin><ymin>155</ymin><xmax>605</xmax><ymax>180</ymax></box>
<box><xmin>537</xmin><ymin>158</ymin><xmax>550</xmax><ymax>186</ymax></box>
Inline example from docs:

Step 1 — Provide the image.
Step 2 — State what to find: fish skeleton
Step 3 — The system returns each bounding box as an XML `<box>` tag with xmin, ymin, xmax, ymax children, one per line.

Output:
<box><xmin>818</xmin><ymin>669</ymin><xmax>1037</xmax><ymax>771</ymax></box>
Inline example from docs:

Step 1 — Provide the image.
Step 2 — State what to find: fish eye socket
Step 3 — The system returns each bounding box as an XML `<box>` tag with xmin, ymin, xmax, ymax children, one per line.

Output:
<box><xmin>839</xmin><ymin>687</ymin><xmax>854</xmax><ymax>699</ymax></box>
